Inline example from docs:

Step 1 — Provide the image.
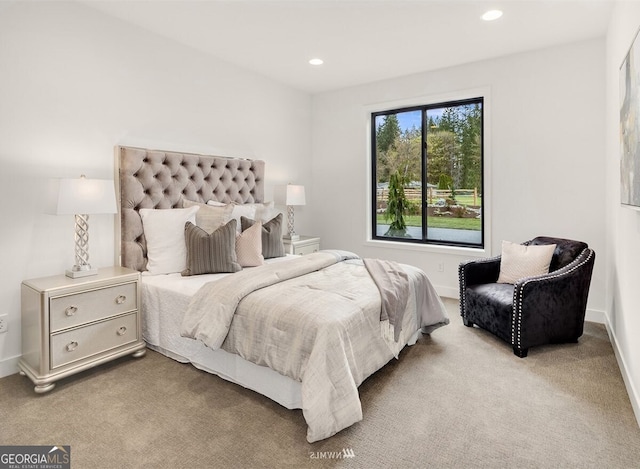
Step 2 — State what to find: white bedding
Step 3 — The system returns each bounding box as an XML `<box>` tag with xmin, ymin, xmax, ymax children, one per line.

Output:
<box><xmin>141</xmin><ymin>253</ymin><xmax>448</xmax><ymax>442</ymax></box>
<box><xmin>141</xmin><ymin>256</ymin><xmax>305</xmax><ymax>408</ymax></box>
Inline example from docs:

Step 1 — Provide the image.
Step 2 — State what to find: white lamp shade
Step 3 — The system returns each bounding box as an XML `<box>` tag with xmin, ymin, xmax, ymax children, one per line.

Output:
<box><xmin>51</xmin><ymin>177</ymin><xmax>117</xmax><ymax>215</ymax></box>
<box><xmin>275</xmin><ymin>184</ymin><xmax>306</xmax><ymax>206</ymax></box>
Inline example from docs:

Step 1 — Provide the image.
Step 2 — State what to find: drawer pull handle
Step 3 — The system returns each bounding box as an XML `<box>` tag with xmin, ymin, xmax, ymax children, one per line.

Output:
<box><xmin>65</xmin><ymin>306</ymin><xmax>78</xmax><ymax>316</ymax></box>
<box><xmin>115</xmin><ymin>295</ymin><xmax>127</xmax><ymax>305</ymax></box>
<box><xmin>66</xmin><ymin>341</ymin><xmax>78</xmax><ymax>352</ymax></box>
<box><xmin>117</xmin><ymin>326</ymin><xmax>127</xmax><ymax>336</ymax></box>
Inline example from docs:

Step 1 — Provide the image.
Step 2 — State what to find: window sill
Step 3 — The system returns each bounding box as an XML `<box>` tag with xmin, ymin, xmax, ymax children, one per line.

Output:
<box><xmin>363</xmin><ymin>238</ymin><xmax>492</xmax><ymax>257</ymax></box>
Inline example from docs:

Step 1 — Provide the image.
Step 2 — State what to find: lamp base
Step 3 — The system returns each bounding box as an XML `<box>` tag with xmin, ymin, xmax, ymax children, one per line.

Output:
<box><xmin>65</xmin><ymin>267</ymin><xmax>98</xmax><ymax>279</ymax></box>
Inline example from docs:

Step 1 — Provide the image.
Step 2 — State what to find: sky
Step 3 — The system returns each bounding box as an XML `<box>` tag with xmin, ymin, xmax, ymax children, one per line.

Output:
<box><xmin>395</xmin><ymin>108</ymin><xmax>445</xmax><ymax>132</ymax></box>
<box><xmin>376</xmin><ymin>107</ymin><xmax>448</xmax><ymax>133</ymax></box>
<box><xmin>397</xmin><ymin>110</ymin><xmax>421</xmax><ymax>132</ymax></box>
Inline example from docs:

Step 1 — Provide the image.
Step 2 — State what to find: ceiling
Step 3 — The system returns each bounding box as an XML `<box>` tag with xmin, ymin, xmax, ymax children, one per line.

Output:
<box><xmin>82</xmin><ymin>0</ymin><xmax>615</xmax><ymax>94</ymax></box>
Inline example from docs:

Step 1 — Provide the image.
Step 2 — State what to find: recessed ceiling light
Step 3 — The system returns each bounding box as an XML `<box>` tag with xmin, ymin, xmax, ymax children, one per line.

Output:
<box><xmin>309</xmin><ymin>58</ymin><xmax>324</xmax><ymax>66</ymax></box>
<box><xmin>482</xmin><ymin>10</ymin><xmax>503</xmax><ymax>21</ymax></box>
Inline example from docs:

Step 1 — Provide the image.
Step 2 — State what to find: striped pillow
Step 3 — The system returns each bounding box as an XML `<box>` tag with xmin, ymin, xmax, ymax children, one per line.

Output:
<box><xmin>241</xmin><ymin>213</ymin><xmax>285</xmax><ymax>259</ymax></box>
<box><xmin>182</xmin><ymin>220</ymin><xmax>242</xmax><ymax>276</ymax></box>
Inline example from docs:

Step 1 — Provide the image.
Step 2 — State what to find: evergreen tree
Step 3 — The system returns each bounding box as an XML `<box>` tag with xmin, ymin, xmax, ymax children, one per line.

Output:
<box><xmin>376</xmin><ymin>114</ymin><xmax>401</xmax><ymax>154</ymax></box>
<box><xmin>384</xmin><ymin>170</ymin><xmax>408</xmax><ymax>237</ymax></box>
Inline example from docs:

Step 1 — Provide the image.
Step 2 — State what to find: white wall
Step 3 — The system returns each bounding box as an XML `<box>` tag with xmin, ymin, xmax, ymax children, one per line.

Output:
<box><xmin>311</xmin><ymin>39</ymin><xmax>606</xmax><ymax>313</ymax></box>
<box><xmin>604</xmin><ymin>0</ymin><xmax>640</xmax><ymax>426</ymax></box>
<box><xmin>0</xmin><ymin>1</ymin><xmax>312</xmax><ymax>376</ymax></box>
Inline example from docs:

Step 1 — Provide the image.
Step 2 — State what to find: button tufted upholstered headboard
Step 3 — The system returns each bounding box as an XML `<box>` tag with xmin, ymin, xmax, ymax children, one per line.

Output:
<box><xmin>115</xmin><ymin>146</ymin><xmax>265</xmax><ymax>271</ymax></box>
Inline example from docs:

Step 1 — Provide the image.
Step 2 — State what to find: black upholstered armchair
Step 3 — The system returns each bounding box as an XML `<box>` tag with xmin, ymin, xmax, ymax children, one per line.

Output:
<box><xmin>458</xmin><ymin>236</ymin><xmax>595</xmax><ymax>358</ymax></box>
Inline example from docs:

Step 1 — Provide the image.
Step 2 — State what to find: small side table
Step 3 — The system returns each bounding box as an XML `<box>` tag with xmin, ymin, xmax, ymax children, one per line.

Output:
<box><xmin>19</xmin><ymin>266</ymin><xmax>146</xmax><ymax>393</ymax></box>
<box><xmin>283</xmin><ymin>236</ymin><xmax>321</xmax><ymax>256</ymax></box>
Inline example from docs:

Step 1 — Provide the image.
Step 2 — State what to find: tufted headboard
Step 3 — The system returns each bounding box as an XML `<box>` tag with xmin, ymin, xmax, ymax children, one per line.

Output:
<box><xmin>115</xmin><ymin>146</ymin><xmax>265</xmax><ymax>271</ymax></box>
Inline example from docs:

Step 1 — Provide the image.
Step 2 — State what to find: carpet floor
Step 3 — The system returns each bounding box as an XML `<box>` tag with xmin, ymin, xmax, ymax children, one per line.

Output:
<box><xmin>1</xmin><ymin>298</ymin><xmax>638</xmax><ymax>468</ymax></box>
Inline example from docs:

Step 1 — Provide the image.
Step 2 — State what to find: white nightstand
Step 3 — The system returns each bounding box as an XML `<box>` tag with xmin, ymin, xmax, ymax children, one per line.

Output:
<box><xmin>19</xmin><ymin>266</ymin><xmax>146</xmax><ymax>393</ymax></box>
<box><xmin>283</xmin><ymin>236</ymin><xmax>321</xmax><ymax>255</ymax></box>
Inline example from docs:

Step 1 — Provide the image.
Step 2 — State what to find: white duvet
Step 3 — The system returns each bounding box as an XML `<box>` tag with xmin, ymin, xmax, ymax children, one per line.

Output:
<box><xmin>180</xmin><ymin>251</ymin><xmax>449</xmax><ymax>442</ymax></box>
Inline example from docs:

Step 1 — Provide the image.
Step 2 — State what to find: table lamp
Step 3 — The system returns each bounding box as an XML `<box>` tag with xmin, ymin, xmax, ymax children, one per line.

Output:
<box><xmin>52</xmin><ymin>175</ymin><xmax>117</xmax><ymax>278</ymax></box>
<box><xmin>275</xmin><ymin>184</ymin><xmax>306</xmax><ymax>240</ymax></box>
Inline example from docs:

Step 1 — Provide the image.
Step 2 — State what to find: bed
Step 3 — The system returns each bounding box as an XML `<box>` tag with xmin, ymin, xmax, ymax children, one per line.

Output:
<box><xmin>115</xmin><ymin>145</ymin><xmax>449</xmax><ymax>442</ymax></box>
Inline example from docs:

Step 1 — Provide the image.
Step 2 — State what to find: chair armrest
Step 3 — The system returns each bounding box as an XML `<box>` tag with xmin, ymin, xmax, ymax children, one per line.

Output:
<box><xmin>512</xmin><ymin>249</ymin><xmax>596</xmax><ymax>350</ymax></box>
<box><xmin>459</xmin><ymin>256</ymin><xmax>501</xmax><ymax>287</ymax></box>
<box><xmin>458</xmin><ymin>256</ymin><xmax>501</xmax><ymax>318</ymax></box>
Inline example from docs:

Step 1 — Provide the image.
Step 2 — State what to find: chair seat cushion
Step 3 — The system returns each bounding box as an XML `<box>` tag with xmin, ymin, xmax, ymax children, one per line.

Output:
<box><xmin>465</xmin><ymin>283</ymin><xmax>514</xmax><ymax>343</ymax></box>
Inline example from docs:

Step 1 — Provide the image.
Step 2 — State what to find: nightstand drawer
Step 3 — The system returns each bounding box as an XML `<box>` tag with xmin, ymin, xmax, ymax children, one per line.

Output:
<box><xmin>295</xmin><ymin>244</ymin><xmax>319</xmax><ymax>255</ymax></box>
<box><xmin>283</xmin><ymin>236</ymin><xmax>320</xmax><ymax>255</ymax></box>
<box><xmin>50</xmin><ymin>312</ymin><xmax>139</xmax><ymax>369</ymax></box>
<box><xmin>50</xmin><ymin>282</ymin><xmax>137</xmax><ymax>332</ymax></box>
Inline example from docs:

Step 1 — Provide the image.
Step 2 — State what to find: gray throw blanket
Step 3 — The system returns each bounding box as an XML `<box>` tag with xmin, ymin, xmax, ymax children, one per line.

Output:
<box><xmin>363</xmin><ymin>258</ymin><xmax>409</xmax><ymax>342</ymax></box>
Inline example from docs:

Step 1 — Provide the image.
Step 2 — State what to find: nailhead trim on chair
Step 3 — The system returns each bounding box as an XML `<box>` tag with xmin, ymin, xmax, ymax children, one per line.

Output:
<box><xmin>511</xmin><ymin>248</ymin><xmax>594</xmax><ymax>351</ymax></box>
<box><xmin>458</xmin><ymin>263</ymin><xmax>466</xmax><ymax>319</ymax></box>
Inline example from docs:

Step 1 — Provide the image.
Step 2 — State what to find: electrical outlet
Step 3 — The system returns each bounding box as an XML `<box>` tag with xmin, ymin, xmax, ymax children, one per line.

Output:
<box><xmin>437</xmin><ymin>262</ymin><xmax>445</xmax><ymax>273</ymax></box>
<box><xmin>0</xmin><ymin>314</ymin><xmax>7</xmax><ymax>333</ymax></box>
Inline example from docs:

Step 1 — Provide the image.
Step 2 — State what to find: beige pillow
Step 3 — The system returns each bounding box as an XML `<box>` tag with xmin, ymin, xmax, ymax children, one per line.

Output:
<box><xmin>497</xmin><ymin>240</ymin><xmax>557</xmax><ymax>284</ymax></box>
<box><xmin>208</xmin><ymin>201</ymin><xmax>277</xmax><ymax>223</ymax></box>
<box><xmin>241</xmin><ymin>214</ymin><xmax>285</xmax><ymax>259</ymax></box>
<box><xmin>236</xmin><ymin>221</ymin><xmax>264</xmax><ymax>267</ymax></box>
<box><xmin>206</xmin><ymin>201</ymin><xmax>256</xmax><ymax>233</ymax></box>
<box><xmin>182</xmin><ymin>198</ymin><xmax>233</xmax><ymax>233</ymax></box>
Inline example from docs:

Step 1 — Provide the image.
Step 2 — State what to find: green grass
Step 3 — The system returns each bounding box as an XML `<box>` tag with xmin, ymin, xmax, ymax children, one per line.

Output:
<box><xmin>377</xmin><ymin>214</ymin><xmax>481</xmax><ymax>231</ymax></box>
<box><xmin>427</xmin><ymin>216</ymin><xmax>481</xmax><ymax>230</ymax></box>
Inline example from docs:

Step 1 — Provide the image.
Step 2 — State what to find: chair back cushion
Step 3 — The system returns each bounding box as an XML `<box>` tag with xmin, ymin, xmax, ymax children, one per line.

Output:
<box><xmin>529</xmin><ymin>236</ymin><xmax>588</xmax><ymax>271</ymax></box>
<box><xmin>497</xmin><ymin>241</ymin><xmax>556</xmax><ymax>284</ymax></box>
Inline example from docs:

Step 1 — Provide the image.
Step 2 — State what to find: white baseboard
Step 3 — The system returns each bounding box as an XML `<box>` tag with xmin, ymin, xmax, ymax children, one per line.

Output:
<box><xmin>0</xmin><ymin>354</ymin><xmax>20</xmax><ymax>379</ymax></box>
<box><xmin>603</xmin><ymin>313</ymin><xmax>640</xmax><ymax>429</ymax></box>
<box><xmin>436</xmin><ymin>285</ymin><xmax>459</xmax><ymax>300</ymax></box>
<box><xmin>585</xmin><ymin>308</ymin><xmax>606</xmax><ymax>324</ymax></box>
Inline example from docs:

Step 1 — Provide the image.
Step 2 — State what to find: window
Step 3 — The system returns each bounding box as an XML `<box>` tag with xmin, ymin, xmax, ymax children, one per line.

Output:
<box><xmin>371</xmin><ymin>97</ymin><xmax>484</xmax><ymax>248</ymax></box>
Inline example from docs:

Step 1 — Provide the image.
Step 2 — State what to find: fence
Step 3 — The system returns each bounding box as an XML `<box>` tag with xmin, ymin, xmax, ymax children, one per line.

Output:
<box><xmin>377</xmin><ymin>187</ymin><xmax>479</xmax><ymax>206</ymax></box>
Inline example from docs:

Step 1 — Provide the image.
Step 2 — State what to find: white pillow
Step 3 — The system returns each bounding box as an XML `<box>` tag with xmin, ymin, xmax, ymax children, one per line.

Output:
<box><xmin>497</xmin><ymin>240</ymin><xmax>557</xmax><ymax>284</ymax></box>
<box><xmin>254</xmin><ymin>201</ymin><xmax>277</xmax><ymax>222</ymax></box>
<box><xmin>230</xmin><ymin>204</ymin><xmax>256</xmax><ymax>232</ymax></box>
<box><xmin>139</xmin><ymin>206</ymin><xmax>199</xmax><ymax>275</ymax></box>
